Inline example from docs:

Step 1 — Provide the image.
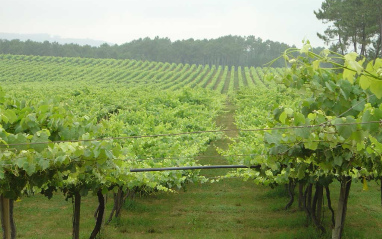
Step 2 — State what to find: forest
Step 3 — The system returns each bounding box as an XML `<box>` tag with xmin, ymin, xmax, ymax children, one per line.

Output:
<box><xmin>0</xmin><ymin>35</ymin><xmax>297</xmax><ymax>67</ymax></box>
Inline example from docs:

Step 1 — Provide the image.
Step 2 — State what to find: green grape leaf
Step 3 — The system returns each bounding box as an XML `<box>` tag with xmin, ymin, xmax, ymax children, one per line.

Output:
<box><xmin>343</xmin><ymin>69</ymin><xmax>356</xmax><ymax>84</ymax></box>
<box><xmin>356</xmin><ymin>142</ymin><xmax>365</xmax><ymax>151</ymax></box>
<box><xmin>361</xmin><ymin>110</ymin><xmax>379</xmax><ymax>132</ymax></box>
<box><xmin>264</xmin><ymin>132</ymin><xmax>280</xmax><ymax>145</ymax></box>
<box><xmin>304</xmin><ymin>141</ymin><xmax>318</xmax><ymax>150</ymax></box>
<box><xmin>59</xmin><ymin>128</ymin><xmax>77</xmax><ymax>140</ymax></box>
<box><xmin>31</xmin><ymin>130</ymin><xmax>50</xmax><ymax>152</ymax></box>
<box><xmin>285</xmin><ymin>108</ymin><xmax>294</xmax><ymax>115</ymax></box>
<box><xmin>55</xmin><ymin>156</ymin><xmax>67</xmax><ymax>164</ymax></box>
<box><xmin>325</xmin><ymin>81</ymin><xmax>336</xmax><ymax>92</ymax></box>
<box><xmin>350</xmin><ymin>99</ymin><xmax>365</xmax><ymax>112</ymax></box>
<box><xmin>374</xmin><ymin>59</ymin><xmax>382</xmax><ymax>70</ymax></box>
<box><xmin>344</xmin><ymin>53</ymin><xmax>363</xmax><ymax>74</ymax></box>
<box><xmin>279</xmin><ymin>111</ymin><xmax>287</xmax><ymax>124</ymax></box>
<box><xmin>334</xmin><ymin>156</ymin><xmax>343</xmax><ymax>166</ymax></box>
<box><xmin>294</xmin><ymin>112</ymin><xmax>306</xmax><ymax>125</ymax></box>
<box><xmin>102</xmin><ymin>187</ymin><xmax>109</xmax><ymax>195</ymax></box>
<box><xmin>7</xmin><ymin>134</ymin><xmax>28</xmax><ymax>151</ymax></box>
<box><xmin>344</xmin><ymin>52</ymin><xmax>358</xmax><ymax>62</ymax></box>
<box><xmin>37</xmin><ymin>158</ymin><xmax>51</xmax><ymax>170</ymax></box>
<box><xmin>0</xmin><ymin>168</ymin><xmax>4</xmax><ymax>179</ymax></box>
<box><xmin>307</xmin><ymin>113</ymin><xmax>316</xmax><ymax>120</ymax></box>
<box><xmin>0</xmin><ymin>113</ymin><xmax>9</xmax><ymax>123</ymax></box>
<box><xmin>300</xmin><ymin>43</ymin><xmax>312</xmax><ymax>54</ymax></box>
<box><xmin>297</xmin><ymin>164</ymin><xmax>307</xmax><ymax>180</ymax></box>
<box><xmin>333</xmin><ymin>117</ymin><xmax>356</xmax><ymax>139</ymax></box>
<box><xmin>37</xmin><ymin>105</ymin><xmax>50</xmax><ymax>113</ymax></box>
<box><xmin>105</xmin><ymin>149</ymin><xmax>113</xmax><ymax>159</ymax></box>
<box><xmin>312</xmin><ymin>60</ymin><xmax>320</xmax><ymax>70</ymax></box>
<box><xmin>3</xmin><ymin>110</ymin><xmax>17</xmax><ymax>124</ymax></box>
<box><xmin>0</xmin><ymin>87</ymin><xmax>4</xmax><ymax>102</ymax></box>
<box><xmin>295</xmin><ymin>128</ymin><xmax>310</xmax><ymax>139</ymax></box>
<box><xmin>369</xmin><ymin>136</ymin><xmax>382</xmax><ymax>153</ymax></box>
<box><xmin>369</xmin><ymin>80</ymin><xmax>382</xmax><ymax>99</ymax></box>
<box><xmin>319</xmin><ymin>161</ymin><xmax>333</xmax><ymax>171</ymax></box>
<box><xmin>15</xmin><ymin>157</ymin><xmax>27</xmax><ymax>168</ymax></box>
<box><xmin>24</xmin><ymin>161</ymin><xmax>36</xmax><ymax>176</ymax></box>
<box><xmin>359</xmin><ymin>75</ymin><xmax>372</xmax><ymax>90</ymax></box>
<box><xmin>93</xmin><ymin>148</ymin><xmax>100</xmax><ymax>158</ymax></box>
<box><xmin>339</xmin><ymin>80</ymin><xmax>352</xmax><ymax>100</ymax></box>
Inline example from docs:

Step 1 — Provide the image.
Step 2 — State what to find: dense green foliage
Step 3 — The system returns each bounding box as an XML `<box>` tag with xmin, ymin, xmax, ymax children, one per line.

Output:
<box><xmin>223</xmin><ymin>44</ymin><xmax>382</xmax><ymax>238</ymax></box>
<box><xmin>0</xmin><ymin>84</ymin><xmax>225</xmax><ymax>197</ymax></box>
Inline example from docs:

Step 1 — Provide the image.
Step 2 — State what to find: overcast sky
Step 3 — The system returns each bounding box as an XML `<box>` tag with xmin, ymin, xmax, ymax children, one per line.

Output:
<box><xmin>1</xmin><ymin>0</ymin><xmax>327</xmax><ymax>47</ymax></box>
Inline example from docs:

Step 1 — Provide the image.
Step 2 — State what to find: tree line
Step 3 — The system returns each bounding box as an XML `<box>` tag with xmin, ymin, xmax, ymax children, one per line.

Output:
<box><xmin>315</xmin><ymin>0</ymin><xmax>382</xmax><ymax>59</ymax></box>
<box><xmin>0</xmin><ymin>35</ymin><xmax>296</xmax><ymax>67</ymax></box>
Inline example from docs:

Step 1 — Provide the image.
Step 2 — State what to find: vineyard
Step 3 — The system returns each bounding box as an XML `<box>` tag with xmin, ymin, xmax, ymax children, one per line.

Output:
<box><xmin>0</xmin><ymin>54</ymin><xmax>282</xmax><ymax>94</ymax></box>
<box><xmin>1</xmin><ymin>50</ymin><xmax>382</xmax><ymax>239</ymax></box>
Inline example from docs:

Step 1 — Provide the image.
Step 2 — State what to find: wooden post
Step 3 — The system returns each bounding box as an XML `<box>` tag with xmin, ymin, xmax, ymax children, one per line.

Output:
<box><xmin>72</xmin><ymin>193</ymin><xmax>81</xmax><ymax>239</ymax></box>
<box><xmin>1</xmin><ymin>195</ymin><xmax>11</xmax><ymax>239</ymax></box>
<box><xmin>316</xmin><ymin>184</ymin><xmax>323</xmax><ymax>223</ymax></box>
<box><xmin>332</xmin><ymin>177</ymin><xmax>351</xmax><ymax>239</ymax></box>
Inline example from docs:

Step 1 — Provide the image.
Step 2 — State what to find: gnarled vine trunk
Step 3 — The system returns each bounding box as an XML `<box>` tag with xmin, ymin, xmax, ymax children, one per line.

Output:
<box><xmin>312</xmin><ymin>184</ymin><xmax>325</xmax><ymax>233</ymax></box>
<box><xmin>107</xmin><ymin>187</ymin><xmax>126</xmax><ymax>223</ymax></box>
<box><xmin>298</xmin><ymin>182</ymin><xmax>304</xmax><ymax>211</ymax></box>
<box><xmin>285</xmin><ymin>180</ymin><xmax>296</xmax><ymax>210</ymax></box>
<box><xmin>89</xmin><ymin>190</ymin><xmax>105</xmax><ymax>239</ymax></box>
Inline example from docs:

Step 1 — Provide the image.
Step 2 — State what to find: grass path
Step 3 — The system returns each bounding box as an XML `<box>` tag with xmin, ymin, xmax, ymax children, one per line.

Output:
<box><xmin>107</xmin><ymin>101</ymin><xmax>309</xmax><ymax>239</ymax></box>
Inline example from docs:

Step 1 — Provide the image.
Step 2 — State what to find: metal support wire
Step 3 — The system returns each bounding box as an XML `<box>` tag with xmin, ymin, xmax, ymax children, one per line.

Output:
<box><xmin>130</xmin><ymin>165</ymin><xmax>261</xmax><ymax>172</ymax></box>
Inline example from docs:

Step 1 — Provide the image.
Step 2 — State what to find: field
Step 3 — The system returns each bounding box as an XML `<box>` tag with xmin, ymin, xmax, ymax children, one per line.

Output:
<box><xmin>1</xmin><ymin>54</ymin><xmax>382</xmax><ymax>239</ymax></box>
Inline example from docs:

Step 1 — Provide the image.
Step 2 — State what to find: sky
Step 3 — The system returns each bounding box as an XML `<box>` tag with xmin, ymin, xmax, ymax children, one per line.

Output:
<box><xmin>1</xmin><ymin>0</ymin><xmax>328</xmax><ymax>47</ymax></box>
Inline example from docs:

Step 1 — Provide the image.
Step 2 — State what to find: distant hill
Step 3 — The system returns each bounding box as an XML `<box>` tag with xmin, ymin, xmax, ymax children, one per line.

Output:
<box><xmin>0</xmin><ymin>33</ymin><xmax>112</xmax><ymax>47</ymax></box>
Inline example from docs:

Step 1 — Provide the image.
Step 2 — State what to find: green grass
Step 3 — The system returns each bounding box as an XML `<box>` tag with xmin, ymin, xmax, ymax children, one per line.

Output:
<box><xmin>12</xmin><ymin>175</ymin><xmax>382</xmax><ymax>238</ymax></box>
<box><xmin>101</xmin><ymin>180</ymin><xmax>382</xmax><ymax>239</ymax></box>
